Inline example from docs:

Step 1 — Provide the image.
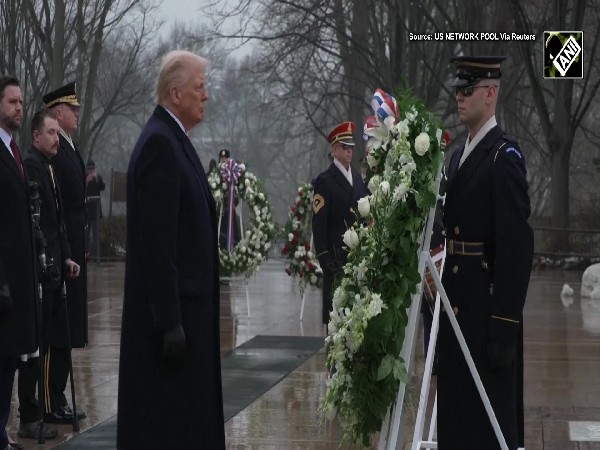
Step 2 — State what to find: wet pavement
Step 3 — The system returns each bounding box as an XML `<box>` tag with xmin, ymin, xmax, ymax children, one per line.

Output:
<box><xmin>6</xmin><ymin>260</ymin><xmax>600</xmax><ymax>449</ymax></box>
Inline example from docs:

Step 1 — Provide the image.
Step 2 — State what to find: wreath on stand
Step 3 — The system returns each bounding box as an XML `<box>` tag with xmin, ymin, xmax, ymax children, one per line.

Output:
<box><xmin>319</xmin><ymin>89</ymin><xmax>446</xmax><ymax>446</ymax></box>
<box><xmin>281</xmin><ymin>183</ymin><xmax>323</xmax><ymax>295</ymax></box>
<box><xmin>207</xmin><ymin>160</ymin><xmax>276</xmax><ymax>279</ymax></box>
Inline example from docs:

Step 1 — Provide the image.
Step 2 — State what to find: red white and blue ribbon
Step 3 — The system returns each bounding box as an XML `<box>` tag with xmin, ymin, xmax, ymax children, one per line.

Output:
<box><xmin>364</xmin><ymin>89</ymin><xmax>399</xmax><ymax>146</ymax></box>
<box><xmin>221</xmin><ymin>159</ymin><xmax>243</xmax><ymax>252</ymax></box>
<box><xmin>371</xmin><ymin>88</ymin><xmax>398</xmax><ymax>125</ymax></box>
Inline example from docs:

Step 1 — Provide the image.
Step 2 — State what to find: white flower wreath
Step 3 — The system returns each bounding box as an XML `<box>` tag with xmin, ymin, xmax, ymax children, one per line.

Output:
<box><xmin>207</xmin><ymin>163</ymin><xmax>276</xmax><ymax>278</ymax></box>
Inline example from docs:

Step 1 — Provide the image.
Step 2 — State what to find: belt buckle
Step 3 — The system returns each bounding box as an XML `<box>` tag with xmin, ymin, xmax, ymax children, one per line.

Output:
<box><xmin>447</xmin><ymin>239</ymin><xmax>454</xmax><ymax>255</ymax></box>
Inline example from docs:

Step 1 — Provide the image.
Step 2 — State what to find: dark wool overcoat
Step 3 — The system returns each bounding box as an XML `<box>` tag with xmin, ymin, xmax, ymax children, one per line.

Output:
<box><xmin>437</xmin><ymin>125</ymin><xmax>533</xmax><ymax>450</ymax></box>
<box><xmin>0</xmin><ymin>140</ymin><xmax>37</xmax><ymax>357</ymax></box>
<box><xmin>24</xmin><ymin>147</ymin><xmax>72</xmax><ymax>348</ymax></box>
<box><xmin>117</xmin><ymin>106</ymin><xmax>225</xmax><ymax>450</ymax></box>
<box><xmin>52</xmin><ymin>134</ymin><xmax>88</xmax><ymax>347</ymax></box>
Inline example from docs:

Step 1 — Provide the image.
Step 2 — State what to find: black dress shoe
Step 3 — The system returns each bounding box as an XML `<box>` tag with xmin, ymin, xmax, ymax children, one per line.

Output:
<box><xmin>45</xmin><ymin>405</ymin><xmax>86</xmax><ymax>424</ymax></box>
<box><xmin>17</xmin><ymin>421</ymin><xmax>58</xmax><ymax>439</ymax></box>
<box><xmin>9</xmin><ymin>443</ymin><xmax>25</xmax><ymax>450</ymax></box>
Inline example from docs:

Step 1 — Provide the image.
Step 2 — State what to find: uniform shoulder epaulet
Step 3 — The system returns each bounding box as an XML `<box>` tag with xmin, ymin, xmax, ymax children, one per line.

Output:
<box><xmin>494</xmin><ymin>133</ymin><xmax>523</xmax><ymax>163</ymax></box>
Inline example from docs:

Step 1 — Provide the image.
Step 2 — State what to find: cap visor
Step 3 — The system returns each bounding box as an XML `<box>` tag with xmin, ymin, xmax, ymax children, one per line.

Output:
<box><xmin>450</xmin><ymin>77</ymin><xmax>471</xmax><ymax>87</ymax></box>
<box><xmin>338</xmin><ymin>139</ymin><xmax>355</xmax><ymax>146</ymax></box>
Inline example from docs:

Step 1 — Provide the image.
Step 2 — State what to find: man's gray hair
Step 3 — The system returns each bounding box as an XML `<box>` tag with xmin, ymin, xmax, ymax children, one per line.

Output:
<box><xmin>156</xmin><ymin>50</ymin><xmax>209</xmax><ymax>104</ymax></box>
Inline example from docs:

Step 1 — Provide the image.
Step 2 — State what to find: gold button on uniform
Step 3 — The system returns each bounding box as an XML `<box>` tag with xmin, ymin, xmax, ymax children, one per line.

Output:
<box><xmin>453</xmin><ymin>306</ymin><xmax>459</xmax><ymax>316</ymax></box>
<box><xmin>454</xmin><ymin>226</ymin><xmax>460</xmax><ymax>235</ymax></box>
<box><xmin>452</xmin><ymin>265</ymin><xmax>459</xmax><ymax>274</ymax></box>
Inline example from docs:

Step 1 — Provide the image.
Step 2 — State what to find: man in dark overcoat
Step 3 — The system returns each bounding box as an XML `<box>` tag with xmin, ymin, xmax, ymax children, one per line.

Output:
<box><xmin>437</xmin><ymin>56</ymin><xmax>533</xmax><ymax>450</ymax></box>
<box><xmin>117</xmin><ymin>50</ymin><xmax>225</xmax><ymax>450</ymax></box>
<box><xmin>0</xmin><ymin>75</ymin><xmax>38</xmax><ymax>450</ymax></box>
<box><xmin>18</xmin><ymin>109</ymin><xmax>81</xmax><ymax>439</ymax></box>
<box><xmin>42</xmin><ymin>81</ymin><xmax>87</xmax><ymax>423</ymax></box>
<box><xmin>312</xmin><ymin>121</ymin><xmax>366</xmax><ymax>324</ymax></box>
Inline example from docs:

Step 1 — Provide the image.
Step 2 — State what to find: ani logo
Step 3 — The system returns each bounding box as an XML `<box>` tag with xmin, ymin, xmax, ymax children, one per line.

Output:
<box><xmin>544</xmin><ymin>31</ymin><xmax>583</xmax><ymax>79</ymax></box>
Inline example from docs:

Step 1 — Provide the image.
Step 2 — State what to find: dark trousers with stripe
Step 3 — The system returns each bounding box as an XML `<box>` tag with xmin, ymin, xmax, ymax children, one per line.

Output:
<box><xmin>45</xmin><ymin>347</ymin><xmax>70</xmax><ymax>412</ymax></box>
<box><xmin>17</xmin><ymin>347</ymin><xmax>70</xmax><ymax>421</ymax></box>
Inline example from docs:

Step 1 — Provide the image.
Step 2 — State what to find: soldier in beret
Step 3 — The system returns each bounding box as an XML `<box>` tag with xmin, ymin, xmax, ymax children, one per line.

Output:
<box><xmin>42</xmin><ymin>81</ymin><xmax>87</xmax><ymax>424</ymax></box>
<box><xmin>437</xmin><ymin>56</ymin><xmax>533</xmax><ymax>450</ymax></box>
<box><xmin>312</xmin><ymin>121</ymin><xmax>366</xmax><ymax>325</ymax></box>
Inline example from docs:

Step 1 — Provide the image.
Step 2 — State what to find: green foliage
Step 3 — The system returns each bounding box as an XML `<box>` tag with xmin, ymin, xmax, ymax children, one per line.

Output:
<box><xmin>319</xmin><ymin>89</ymin><xmax>444</xmax><ymax>446</ymax></box>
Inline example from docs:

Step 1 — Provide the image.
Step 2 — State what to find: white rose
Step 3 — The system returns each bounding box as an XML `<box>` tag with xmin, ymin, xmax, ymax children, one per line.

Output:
<box><xmin>244</xmin><ymin>178</ymin><xmax>251</xmax><ymax>187</ymax></box>
<box><xmin>310</xmin><ymin>274</ymin><xmax>317</xmax><ymax>284</ymax></box>
<box><xmin>357</xmin><ymin>197</ymin><xmax>370</xmax><ymax>217</ymax></box>
<box><xmin>255</xmin><ymin>253</ymin><xmax>262</xmax><ymax>260</ymax></box>
<box><xmin>366</xmin><ymin>153</ymin><xmax>379</xmax><ymax>168</ymax></box>
<box><xmin>367</xmin><ymin>175</ymin><xmax>381</xmax><ymax>194</ymax></box>
<box><xmin>379</xmin><ymin>180</ymin><xmax>390</xmax><ymax>195</ymax></box>
<box><xmin>258</xmin><ymin>193</ymin><xmax>265</xmax><ymax>201</ymax></box>
<box><xmin>342</xmin><ymin>229</ymin><xmax>359</xmax><ymax>249</ymax></box>
<box><xmin>414</xmin><ymin>132</ymin><xmax>430</xmax><ymax>156</ymax></box>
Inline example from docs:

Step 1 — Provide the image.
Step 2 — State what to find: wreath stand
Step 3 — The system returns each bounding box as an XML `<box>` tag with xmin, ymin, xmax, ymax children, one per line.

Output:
<box><xmin>218</xmin><ymin>200</ymin><xmax>251</xmax><ymax>318</ymax></box>
<box><xmin>377</xmin><ymin>166</ymin><xmax>509</xmax><ymax>450</ymax></box>
<box><xmin>298</xmin><ymin>232</ymin><xmax>315</xmax><ymax>321</ymax></box>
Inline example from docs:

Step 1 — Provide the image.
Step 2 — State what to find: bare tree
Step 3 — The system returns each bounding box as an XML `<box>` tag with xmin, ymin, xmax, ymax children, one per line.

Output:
<box><xmin>510</xmin><ymin>0</ymin><xmax>600</xmax><ymax>230</ymax></box>
<box><xmin>0</xmin><ymin>0</ymin><xmax>160</xmax><ymax>162</ymax></box>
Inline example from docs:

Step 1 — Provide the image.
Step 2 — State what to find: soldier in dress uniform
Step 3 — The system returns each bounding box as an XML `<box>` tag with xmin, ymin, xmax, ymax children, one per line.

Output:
<box><xmin>42</xmin><ymin>82</ymin><xmax>87</xmax><ymax>424</ymax></box>
<box><xmin>312</xmin><ymin>121</ymin><xmax>366</xmax><ymax>324</ymax></box>
<box><xmin>437</xmin><ymin>56</ymin><xmax>533</xmax><ymax>450</ymax></box>
<box><xmin>18</xmin><ymin>109</ymin><xmax>80</xmax><ymax>440</ymax></box>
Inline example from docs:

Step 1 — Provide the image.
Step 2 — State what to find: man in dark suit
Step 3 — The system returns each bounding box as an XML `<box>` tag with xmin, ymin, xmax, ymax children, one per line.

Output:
<box><xmin>437</xmin><ymin>56</ymin><xmax>533</xmax><ymax>450</ymax></box>
<box><xmin>17</xmin><ymin>109</ymin><xmax>81</xmax><ymax>440</ymax></box>
<box><xmin>0</xmin><ymin>75</ymin><xmax>38</xmax><ymax>450</ymax></box>
<box><xmin>117</xmin><ymin>50</ymin><xmax>225</xmax><ymax>450</ymax></box>
<box><xmin>312</xmin><ymin>121</ymin><xmax>366</xmax><ymax>324</ymax></box>
<box><xmin>42</xmin><ymin>82</ymin><xmax>87</xmax><ymax>424</ymax></box>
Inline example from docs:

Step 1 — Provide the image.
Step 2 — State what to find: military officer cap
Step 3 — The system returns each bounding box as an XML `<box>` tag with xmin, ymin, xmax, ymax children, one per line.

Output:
<box><xmin>43</xmin><ymin>81</ymin><xmax>81</xmax><ymax>108</ymax></box>
<box><xmin>327</xmin><ymin>121</ymin><xmax>355</xmax><ymax>146</ymax></box>
<box><xmin>450</xmin><ymin>56</ymin><xmax>506</xmax><ymax>87</ymax></box>
<box><xmin>218</xmin><ymin>149</ymin><xmax>230</xmax><ymax>159</ymax></box>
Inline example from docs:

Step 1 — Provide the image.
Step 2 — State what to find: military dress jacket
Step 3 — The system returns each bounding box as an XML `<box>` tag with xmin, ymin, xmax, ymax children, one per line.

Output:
<box><xmin>437</xmin><ymin>125</ymin><xmax>533</xmax><ymax>449</ymax></box>
<box><xmin>52</xmin><ymin>134</ymin><xmax>87</xmax><ymax>347</ymax></box>
<box><xmin>312</xmin><ymin>163</ymin><xmax>366</xmax><ymax>272</ymax></box>
<box><xmin>24</xmin><ymin>147</ymin><xmax>72</xmax><ymax>347</ymax></box>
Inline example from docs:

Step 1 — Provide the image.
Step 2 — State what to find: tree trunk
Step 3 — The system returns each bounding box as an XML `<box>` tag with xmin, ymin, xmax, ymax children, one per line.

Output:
<box><xmin>550</xmin><ymin>146</ymin><xmax>570</xmax><ymax>250</ymax></box>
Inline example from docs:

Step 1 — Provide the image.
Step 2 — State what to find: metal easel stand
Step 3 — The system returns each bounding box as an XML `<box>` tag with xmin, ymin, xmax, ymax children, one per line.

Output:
<box><xmin>407</xmin><ymin>255</ymin><xmax>508</xmax><ymax>450</ymax></box>
<box><xmin>377</xmin><ymin>164</ymin><xmax>440</xmax><ymax>450</ymax></box>
<box><xmin>299</xmin><ymin>232</ymin><xmax>315</xmax><ymax>321</ymax></box>
<box><xmin>377</xmin><ymin>166</ymin><xmax>508</xmax><ymax>450</ymax></box>
<box><xmin>217</xmin><ymin>195</ymin><xmax>251</xmax><ymax>317</ymax></box>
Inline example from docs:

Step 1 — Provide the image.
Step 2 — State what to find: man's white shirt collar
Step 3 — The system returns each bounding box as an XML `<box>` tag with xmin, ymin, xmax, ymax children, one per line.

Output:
<box><xmin>334</xmin><ymin>158</ymin><xmax>353</xmax><ymax>186</ymax></box>
<box><xmin>162</xmin><ymin>106</ymin><xmax>187</xmax><ymax>135</ymax></box>
<box><xmin>459</xmin><ymin>115</ymin><xmax>497</xmax><ymax>168</ymax></box>
<box><xmin>59</xmin><ymin>129</ymin><xmax>76</xmax><ymax>151</ymax></box>
<box><xmin>0</xmin><ymin>128</ymin><xmax>14</xmax><ymax>158</ymax></box>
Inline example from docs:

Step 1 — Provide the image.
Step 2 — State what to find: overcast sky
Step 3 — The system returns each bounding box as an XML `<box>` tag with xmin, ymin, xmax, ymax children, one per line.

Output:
<box><xmin>156</xmin><ymin>0</ymin><xmax>252</xmax><ymax>57</ymax></box>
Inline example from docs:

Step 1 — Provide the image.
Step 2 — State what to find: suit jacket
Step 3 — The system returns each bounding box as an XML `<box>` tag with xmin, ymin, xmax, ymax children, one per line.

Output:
<box><xmin>0</xmin><ymin>139</ymin><xmax>37</xmax><ymax>356</ymax></box>
<box><xmin>24</xmin><ymin>146</ymin><xmax>72</xmax><ymax>347</ymax></box>
<box><xmin>437</xmin><ymin>125</ymin><xmax>533</xmax><ymax>449</ymax></box>
<box><xmin>51</xmin><ymin>134</ymin><xmax>87</xmax><ymax>347</ymax></box>
<box><xmin>312</xmin><ymin>163</ymin><xmax>366</xmax><ymax>272</ymax></box>
<box><xmin>117</xmin><ymin>105</ymin><xmax>225</xmax><ymax>449</ymax></box>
